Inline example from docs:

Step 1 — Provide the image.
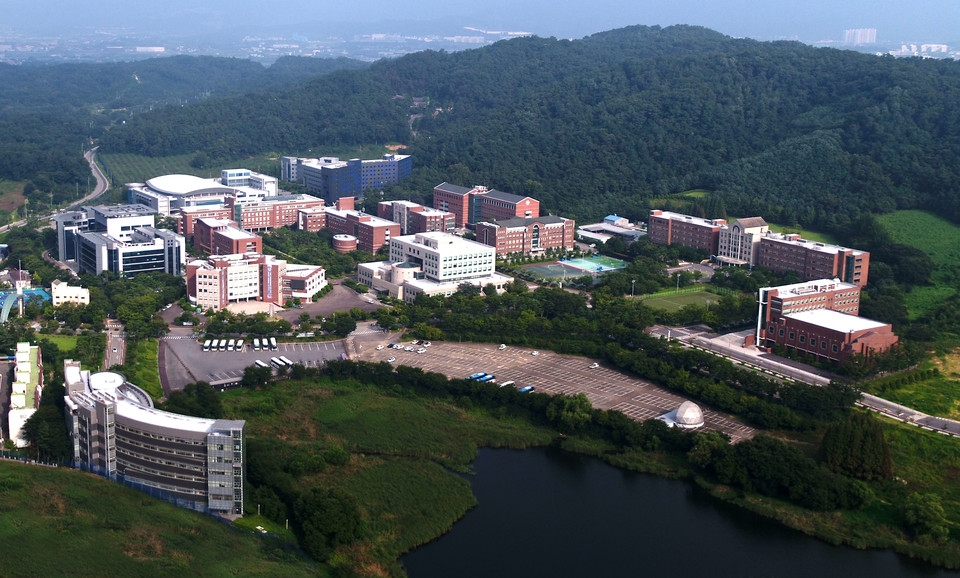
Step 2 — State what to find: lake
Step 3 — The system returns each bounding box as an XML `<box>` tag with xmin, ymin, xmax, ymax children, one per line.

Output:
<box><xmin>402</xmin><ymin>446</ymin><xmax>956</xmax><ymax>577</ymax></box>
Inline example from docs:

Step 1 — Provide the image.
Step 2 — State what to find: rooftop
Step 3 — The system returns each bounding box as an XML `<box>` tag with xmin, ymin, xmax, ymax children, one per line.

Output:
<box><xmin>217</xmin><ymin>226</ymin><xmax>259</xmax><ymax>241</ymax></box>
<box><xmin>649</xmin><ymin>209</ymin><xmax>726</xmax><ymax>228</ymax></box>
<box><xmin>785</xmin><ymin>309</ymin><xmax>888</xmax><ymax>333</ymax></box>
<box><xmin>144</xmin><ymin>174</ymin><xmax>233</xmax><ymax>196</ymax></box>
<box><xmin>434</xmin><ymin>182</ymin><xmax>476</xmax><ymax>196</ymax></box>
<box><xmin>766</xmin><ymin>278</ymin><xmax>858</xmax><ymax>298</ymax></box>
<box><xmin>483</xmin><ymin>189</ymin><xmax>529</xmax><ymax>203</ymax></box>
<box><xmin>483</xmin><ymin>215</ymin><xmax>570</xmax><ymax>228</ymax></box>
<box><xmin>762</xmin><ymin>233</ymin><xmax>866</xmax><ymax>256</ymax></box>
<box><xmin>92</xmin><ymin>204</ymin><xmax>155</xmax><ymax>218</ymax></box>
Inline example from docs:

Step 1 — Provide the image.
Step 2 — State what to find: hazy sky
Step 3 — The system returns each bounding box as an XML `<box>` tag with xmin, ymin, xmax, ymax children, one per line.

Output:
<box><xmin>5</xmin><ymin>0</ymin><xmax>958</xmax><ymax>44</ymax></box>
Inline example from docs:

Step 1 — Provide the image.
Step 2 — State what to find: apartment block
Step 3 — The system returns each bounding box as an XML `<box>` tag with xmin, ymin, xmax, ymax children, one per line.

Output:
<box><xmin>475</xmin><ymin>215</ymin><xmax>575</xmax><ymax>255</ymax></box>
<box><xmin>647</xmin><ymin>210</ymin><xmax>727</xmax><ymax>254</ymax></box>
<box><xmin>63</xmin><ymin>361</ymin><xmax>245</xmax><ymax>516</ymax></box>
<box><xmin>757</xmin><ymin>234</ymin><xmax>870</xmax><ymax>287</ymax></box>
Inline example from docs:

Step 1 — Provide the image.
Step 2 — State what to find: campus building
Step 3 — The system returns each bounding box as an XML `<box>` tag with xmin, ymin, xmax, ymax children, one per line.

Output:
<box><xmin>756</xmin><ymin>233</ymin><xmax>870</xmax><ymax>287</ymax></box>
<box><xmin>7</xmin><ymin>342</ymin><xmax>43</xmax><ymax>448</ymax></box>
<box><xmin>63</xmin><ymin>361</ymin><xmax>245</xmax><ymax>516</ymax></box>
<box><xmin>755</xmin><ymin>279</ymin><xmax>895</xmax><ymax>363</ymax></box>
<box><xmin>717</xmin><ymin>217</ymin><xmax>769</xmax><ymax>266</ymax></box>
<box><xmin>282</xmin><ymin>154</ymin><xmax>412</xmax><ymax>203</ymax></box>
<box><xmin>177</xmin><ymin>206</ymin><xmax>233</xmax><ymax>242</ymax></box>
<box><xmin>475</xmin><ymin>215</ymin><xmax>576</xmax><ymax>256</ymax></box>
<box><xmin>358</xmin><ymin>232</ymin><xmax>512</xmax><ymax>302</ymax></box>
<box><xmin>55</xmin><ymin>205</ymin><xmax>186</xmax><ymax>277</ymax></box>
<box><xmin>50</xmin><ymin>279</ymin><xmax>90</xmax><ymax>307</ymax></box>
<box><xmin>186</xmin><ymin>253</ymin><xmax>327</xmax><ymax>311</ymax></box>
<box><xmin>228</xmin><ymin>194</ymin><xmax>326</xmax><ymax>232</ymax></box>
<box><xmin>577</xmin><ymin>215</ymin><xmax>646</xmax><ymax>245</ymax></box>
<box><xmin>126</xmin><ymin>171</ymin><xmax>277</xmax><ymax>216</ymax></box>
<box><xmin>432</xmin><ymin>183</ymin><xmax>540</xmax><ymax>228</ymax></box>
<box><xmin>193</xmin><ymin>218</ymin><xmax>263</xmax><ymax>256</ymax></box>
<box><xmin>647</xmin><ymin>210</ymin><xmax>727</xmax><ymax>254</ymax></box>
<box><xmin>377</xmin><ymin>200</ymin><xmax>455</xmax><ymax>235</ymax></box>
<box><xmin>322</xmin><ymin>208</ymin><xmax>400</xmax><ymax>254</ymax></box>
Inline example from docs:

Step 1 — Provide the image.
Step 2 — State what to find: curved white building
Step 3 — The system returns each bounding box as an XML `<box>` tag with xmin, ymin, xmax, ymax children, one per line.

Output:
<box><xmin>63</xmin><ymin>360</ymin><xmax>245</xmax><ymax>516</ymax></box>
<box><xmin>658</xmin><ymin>400</ymin><xmax>705</xmax><ymax>430</ymax></box>
<box><xmin>127</xmin><ymin>170</ymin><xmax>277</xmax><ymax>215</ymax></box>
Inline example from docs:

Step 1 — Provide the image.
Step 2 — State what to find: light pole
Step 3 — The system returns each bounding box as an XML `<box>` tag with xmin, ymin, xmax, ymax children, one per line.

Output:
<box><xmin>631</xmin><ymin>279</ymin><xmax>636</xmax><ymax>298</ymax></box>
<box><xmin>675</xmin><ymin>273</ymin><xmax>680</xmax><ymax>294</ymax></box>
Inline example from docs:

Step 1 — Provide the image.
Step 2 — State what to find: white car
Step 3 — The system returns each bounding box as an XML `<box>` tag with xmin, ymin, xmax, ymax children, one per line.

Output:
<box><xmin>498</xmin><ymin>344</ymin><xmax>506</xmax><ymax>350</ymax></box>
<box><xmin>404</xmin><ymin>346</ymin><xmax>414</xmax><ymax>352</ymax></box>
<box><xmin>531</xmin><ymin>351</ymin><xmax>539</xmax><ymax>356</ymax></box>
<box><xmin>417</xmin><ymin>348</ymin><xmax>427</xmax><ymax>354</ymax></box>
<box><xmin>376</xmin><ymin>345</ymin><xmax>385</xmax><ymax>350</ymax></box>
<box><xmin>590</xmin><ymin>363</ymin><xmax>599</xmax><ymax>369</ymax></box>
<box><xmin>423</xmin><ymin>341</ymin><xmax>431</xmax><ymax>347</ymax></box>
<box><xmin>387</xmin><ymin>357</ymin><xmax>396</xmax><ymax>363</ymax></box>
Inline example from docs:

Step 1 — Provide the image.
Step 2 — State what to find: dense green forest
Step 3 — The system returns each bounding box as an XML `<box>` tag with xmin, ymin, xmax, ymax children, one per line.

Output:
<box><xmin>0</xmin><ymin>55</ymin><xmax>367</xmax><ymax>206</ymax></box>
<box><xmin>96</xmin><ymin>25</ymin><xmax>960</xmax><ymax>225</ymax></box>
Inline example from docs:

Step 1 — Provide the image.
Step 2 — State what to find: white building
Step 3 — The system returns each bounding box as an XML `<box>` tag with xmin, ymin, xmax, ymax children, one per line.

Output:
<box><xmin>717</xmin><ymin>217</ymin><xmax>769</xmax><ymax>266</ymax></box>
<box><xmin>7</xmin><ymin>342</ymin><xmax>42</xmax><ymax>448</ymax></box>
<box><xmin>358</xmin><ymin>232</ymin><xmax>511</xmax><ymax>302</ymax></box>
<box><xmin>126</xmin><ymin>171</ymin><xmax>278</xmax><ymax>216</ymax></box>
<box><xmin>50</xmin><ymin>279</ymin><xmax>90</xmax><ymax>306</ymax></box>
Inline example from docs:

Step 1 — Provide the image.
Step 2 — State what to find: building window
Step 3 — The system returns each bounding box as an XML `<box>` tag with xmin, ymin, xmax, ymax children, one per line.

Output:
<box><xmin>788</xmin><ymin>332</ymin><xmax>795</xmax><ymax>340</ymax></box>
<box><xmin>778</xmin><ymin>329</ymin><xmax>784</xmax><ymax>336</ymax></box>
<box><xmin>821</xmin><ymin>341</ymin><xmax>828</xmax><ymax>349</ymax></box>
<box><xmin>799</xmin><ymin>335</ymin><xmax>805</xmax><ymax>344</ymax></box>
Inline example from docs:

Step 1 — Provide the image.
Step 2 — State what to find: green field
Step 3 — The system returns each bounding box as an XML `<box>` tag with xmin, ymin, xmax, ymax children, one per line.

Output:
<box><xmin>0</xmin><ymin>461</ymin><xmax>317</xmax><ymax>576</ymax></box>
<box><xmin>876</xmin><ymin>210</ymin><xmax>960</xmax><ymax>316</ymax></box>
<box><xmin>641</xmin><ymin>290</ymin><xmax>720</xmax><ymax>312</ymax></box>
<box><xmin>763</xmin><ymin>222</ymin><xmax>838</xmax><ymax>245</ymax></box>
<box><xmin>43</xmin><ymin>334</ymin><xmax>78</xmax><ymax>352</ymax></box>
<box><xmin>124</xmin><ymin>339</ymin><xmax>163</xmax><ymax>400</ymax></box>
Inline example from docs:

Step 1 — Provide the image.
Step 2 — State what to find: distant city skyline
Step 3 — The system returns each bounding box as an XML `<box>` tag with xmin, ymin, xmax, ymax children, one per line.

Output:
<box><xmin>3</xmin><ymin>0</ymin><xmax>958</xmax><ymax>45</ymax></box>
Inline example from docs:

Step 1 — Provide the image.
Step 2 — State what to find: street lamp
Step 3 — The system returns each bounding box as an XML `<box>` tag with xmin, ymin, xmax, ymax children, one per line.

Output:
<box><xmin>631</xmin><ymin>279</ymin><xmax>636</xmax><ymax>297</ymax></box>
<box><xmin>675</xmin><ymin>273</ymin><xmax>680</xmax><ymax>293</ymax></box>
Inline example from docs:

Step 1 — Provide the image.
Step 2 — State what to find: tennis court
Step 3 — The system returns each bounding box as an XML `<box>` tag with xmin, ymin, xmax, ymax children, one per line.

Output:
<box><xmin>561</xmin><ymin>255</ymin><xmax>627</xmax><ymax>273</ymax></box>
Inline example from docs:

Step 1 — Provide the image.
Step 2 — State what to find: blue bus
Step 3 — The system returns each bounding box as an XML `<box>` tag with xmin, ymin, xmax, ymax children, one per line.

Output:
<box><xmin>519</xmin><ymin>386</ymin><xmax>535</xmax><ymax>393</ymax></box>
<box><xmin>468</xmin><ymin>372</ymin><xmax>487</xmax><ymax>380</ymax></box>
<box><xmin>477</xmin><ymin>374</ymin><xmax>496</xmax><ymax>383</ymax></box>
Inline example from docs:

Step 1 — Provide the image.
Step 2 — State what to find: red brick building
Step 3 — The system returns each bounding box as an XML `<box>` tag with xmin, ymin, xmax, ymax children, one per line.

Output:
<box><xmin>757</xmin><ymin>234</ymin><xmax>870</xmax><ymax>287</ymax></box>
<box><xmin>475</xmin><ymin>216</ymin><xmax>575</xmax><ymax>256</ymax></box>
<box><xmin>647</xmin><ymin>210</ymin><xmax>727</xmax><ymax>254</ymax></box>
<box><xmin>228</xmin><ymin>194</ymin><xmax>325</xmax><ymax>232</ymax></box>
<box><xmin>433</xmin><ymin>183</ymin><xmax>540</xmax><ymax>228</ymax></box>
<box><xmin>323</xmin><ymin>208</ymin><xmax>400</xmax><ymax>254</ymax></box>
<box><xmin>378</xmin><ymin>200</ymin><xmax>455</xmax><ymax>235</ymax></box>
<box><xmin>193</xmin><ymin>218</ymin><xmax>262</xmax><ymax>255</ymax></box>
<box><xmin>177</xmin><ymin>206</ymin><xmax>232</xmax><ymax>241</ymax></box>
<box><xmin>755</xmin><ymin>279</ymin><xmax>894</xmax><ymax>363</ymax></box>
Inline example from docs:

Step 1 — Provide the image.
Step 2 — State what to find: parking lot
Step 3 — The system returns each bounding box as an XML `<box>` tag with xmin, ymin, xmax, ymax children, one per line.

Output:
<box><xmin>162</xmin><ymin>336</ymin><xmax>346</xmax><ymax>391</ymax></box>
<box><xmin>355</xmin><ymin>339</ymin><xmax>755</xmax><ymax>443</ymax></box>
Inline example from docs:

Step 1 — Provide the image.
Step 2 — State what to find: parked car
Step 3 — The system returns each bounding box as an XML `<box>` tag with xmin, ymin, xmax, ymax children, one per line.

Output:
<box><xmin>531</xmin><ymin>351</ymin><xmax>539</xmax><ymax>356</ymax></box>
<box><xmin>387</xmin><ymin>357</ymin><xmax>396</xmax><ymax>363</ymax></box>
<box><xmin>498</xmin><ymin>344</ymin><xmax>506</xmax><ymax>350</ymax></box>
<box><xmin>590</xmin><ymin>363</ymin><xmax>599</xmax><ymax>369</ymax></box>
<box><xmin>376</xmin><ymin>345</ymin><xmax>385</xmax><ymax>350</ymax></box>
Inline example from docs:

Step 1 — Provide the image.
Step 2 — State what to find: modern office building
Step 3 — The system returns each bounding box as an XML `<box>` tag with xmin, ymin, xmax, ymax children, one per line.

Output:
<box><xmin>126</xmin><ymin>171</ymin><xmax>277</xmax><ymax>216</ymax></box>
<box><xmin>62</xmin><ymin>360</ymin><xmax>245</xmax><ymax>516</ymax></box>
<box><xmin>7</xmin><ymin>342</ymin><xmax>43</xmax><ymax>448</ymax></box>
<box><xmin>755</xmin><ymin>279</ymin><xmax>893</xmax><ymax>363</ymax></box>
<box><xmin>757</xmin><ymin>233</ymin><xmax>870</xmax><ymax>287</ymax></box>
<box><xmin>187</xmin><ymin>252</ymin><xmax>327</xmax><ymax>311</ymax></box>
<box><xmin>54</xmin><ymin>204</ymin><xmax>155</xmax><ymax>262</ymax></box>
<box><xmin>475</xmin><ymin>215</ymin><xmax>576</xmax><ymax>256</ymax></box>
<box><xmin>378</xmin><ymin>200</ymin><xmax>455</xmax><ymax>235</ymax></box>
<box><xmin>647</xmin><ymin>209</ymin><xmax>727</xmax><ymax>254</ymax></box>
<box><xmin>193</xmin><ymin>218</ymin><xmax>263</xmax><ymax>255</ymax></box>
<box><xmin>50</xmin><ymin>279</ymin><xmax>90</xmax><ymax>307</ymax></box>
<box><xmin>219</xmin><ymin>169</ymin><xmax>278</xmax><ymax>194</ymax></box>
<box><xmin>282</xmin><ymin>154</ymin><xmax>412</xmax><ymax>203</ymax></box>
<box><xmin>577</xmin><ymin>215</ymin><xmax>647</xmax><ymax>245</ymax></box>
<box><xmin>432</xmin><ymin>183</ymin><xmax>540</xmax><ymax>228</ymax></box>
<box><xmin>358</xmin><ymin>232</ymin><xmax>512</xmax><ymax>302</ymax></box>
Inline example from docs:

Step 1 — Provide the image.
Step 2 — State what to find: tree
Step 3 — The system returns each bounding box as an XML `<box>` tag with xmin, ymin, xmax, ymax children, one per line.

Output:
<box><xmin>546</xmin><ymin>393</ymin><xmax>593</xmax><ymax>433</ymax></box>
<box><xmin>331</xmin><ymin>314</ymin><xmax>357</xmax><ymax>337</ymax></box>
<box><xmin>820</xmin><ymin>412</ymin><xmax>892</xmax><ymax>480</ymax></box>
<box><xmin>242</xmin><ymin>364</ymin><xmax>274</xmax><ymax>388</ymax></box>
<box><xmin>294</xmin><ymin>488</ymin><xmax>366</xmax><ymax>561</ymax></box>
<box><xmin>903</xmin><ymin>492</ymin><xmax>949</xmax><ymax>544</ymax></box>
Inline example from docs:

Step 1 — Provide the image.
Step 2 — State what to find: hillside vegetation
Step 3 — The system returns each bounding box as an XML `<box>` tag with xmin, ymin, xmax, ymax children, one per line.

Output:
<box><xmin>99</xmin><ymin>25</ymin><xmax>960</xmax><ymax>226</ymax></box>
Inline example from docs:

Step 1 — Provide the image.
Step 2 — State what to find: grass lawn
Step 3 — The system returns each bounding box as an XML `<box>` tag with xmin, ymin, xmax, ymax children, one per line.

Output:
<box><xmin>124</xmin><ymin>338</ymin><xmax>163</xmax><ymax>400</ymax></box>
<box><xmin>641</xmin><ymin>290</ymin><xmax>720</xmax><ymax>312</ymax></box>
<box><xmin>763</xmin><ymin>221</ymin><xmax>838</xmax><ymax>245</ymax></box>
<box><xmin>43</xmin><ymin>334</ymin><xmax>79</xmax><ymax>352</ymax></box>
<box><xmin>0</xmin><ymin>179</ymin><xmax>25</xmax><ymax>214</ymax></box>
<box><xmin>0</xmin><ymin>461</ymin><xmax>317</xmax><ymax>576</ymax></box>
<box><xmin>876</xmin><ymin>210</ymin><xmax>960</xmax><ymax>317</ymax></box>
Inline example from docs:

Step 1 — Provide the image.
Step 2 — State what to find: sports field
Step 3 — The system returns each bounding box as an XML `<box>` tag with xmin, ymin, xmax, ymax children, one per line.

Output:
<box><xmin>562</xmin><ymin>255</ymin><xmax>627</xmax><ymax>272</ymax></box>
<box><xmin>521</xmin><ymin>262</ymin><xmax>587</xmax><ymax>280</ymax></box>
<box><xmin>641</xmin><ymin>291</ymin><xmax>720</xmax><ymax>312</ymax></box>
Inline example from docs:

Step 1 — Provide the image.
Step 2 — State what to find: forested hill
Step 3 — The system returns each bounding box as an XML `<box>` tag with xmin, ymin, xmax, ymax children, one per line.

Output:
<box><xmin>100</xmin><ymin>25</ymin><xmax>960</xmax><ymax>226</ymax></box>
<box><xmin>0</xmin><ymin>55</ymin><xmax>367</xmax><ymax>207</ymax></box>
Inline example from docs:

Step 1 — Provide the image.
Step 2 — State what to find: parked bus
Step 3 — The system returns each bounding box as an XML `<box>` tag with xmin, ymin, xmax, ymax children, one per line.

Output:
<box><xmin>270</xmin><ymin>357</ymin><xmax>284</xmax><ymax>368</ymax></box>
<box><xmin>236</xmin><ymin>340</ymin><xmax>244</xmax><ymax>352</ymax></box>
<box><xmin>254</xmin><ymin>360</ymin><xmax>269</xmax><ymax>368</ymax></box>
<box><xmin>252</xmin><ymin>338</ymin><xmax>261</xmax><ymax>351</ymax></box>
<box><xmin>218</xmin><ymin>340</ymin><xmax>227</xmax><ymax>352</ymax></box>
<box><xmin>468</xmin><ymin>372</ymin><xmax>487</xmax><ymax>380</ymax></box>
<box><xmin>477</xmin><ymin>374</ymin><xmax>496</xmax><ymax>383</ymax></box>
<box><xmin>269</xmin><ymin>337</ymin><xmax>278</xmax><ymax>351</ymax></box>
<box><xmin>202</xmin><ymin>339</ymin><xmax>212</xmax><ymax>352</ymax></box>
<box><xmin>227</xmin><ymin>339</ymin><xmax>236</xmax><ymax>352</ymax></box>
<box><xmin>279</xmin><ymin>356</ymin><xmax>294</xmax><ymax>367</ymax></box>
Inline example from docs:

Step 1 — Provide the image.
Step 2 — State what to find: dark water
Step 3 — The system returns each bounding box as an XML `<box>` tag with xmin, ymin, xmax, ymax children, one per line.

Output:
<box><xmin>402</xmin><ymin>447</ymin><xmax>957</xmax><ymax>578</ymax></box>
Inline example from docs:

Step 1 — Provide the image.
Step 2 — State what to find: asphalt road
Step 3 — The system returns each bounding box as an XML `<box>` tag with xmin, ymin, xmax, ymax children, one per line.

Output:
<box><xmin>354</xmin><ymin>338</ymin><xmax>755</xmax><ymax>443</ymax></box>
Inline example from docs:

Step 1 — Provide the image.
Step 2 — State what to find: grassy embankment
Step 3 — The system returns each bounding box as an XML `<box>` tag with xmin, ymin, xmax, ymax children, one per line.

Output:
<box><xmin>0</xmin><ymin>460</ymin><xmax>317</xmax><ymax>577</ymax></box>
<box><xmin>877</xmin><ymin>210</ymin><xmax>960</xmax><ymax>319</ymax></box>
<box><xmin>123</xmin><ymin>338</ymin><xmax>163</xmax><ymax>400</ymax></box>
<box><xmin>42</xmin><ymin>334</ymin><xmax>78</xmax><ymax>352</ymax></box>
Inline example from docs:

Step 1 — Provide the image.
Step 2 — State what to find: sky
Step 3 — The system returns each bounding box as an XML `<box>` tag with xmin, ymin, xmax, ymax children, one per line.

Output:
<box><xmin>4</xmin><ymin>0</ymin><xmax>958</xmax><ymax>44</ymax></box>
